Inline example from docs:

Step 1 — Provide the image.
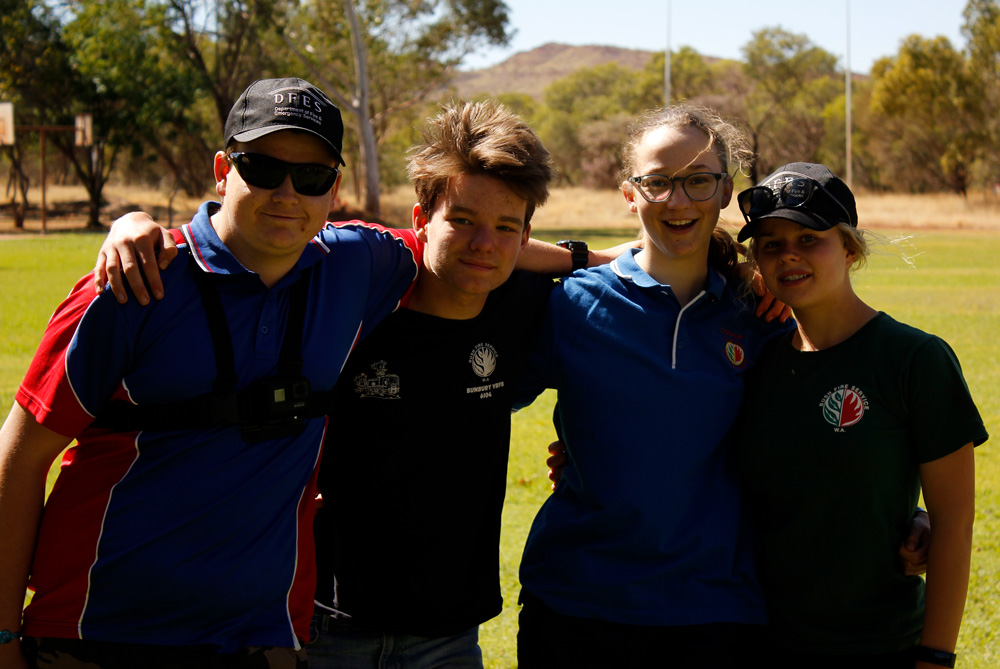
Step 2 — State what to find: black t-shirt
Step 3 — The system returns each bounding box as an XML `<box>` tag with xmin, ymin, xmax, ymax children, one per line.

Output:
<box><xmin>314</xmin><ymin>271</ymin><xmax>554</xmax><ymax>636</ymax></box>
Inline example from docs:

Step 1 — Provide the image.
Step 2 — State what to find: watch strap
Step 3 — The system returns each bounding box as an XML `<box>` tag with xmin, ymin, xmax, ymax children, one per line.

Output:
<box><xmin>913</xmin><ymin>645</ymin><xmax>956</xmax><ymax>668</ymax></box>
<box><xmin>557</xmin><ymin>239</ymin><xmax>589</xmax><ymax>271</ymax></box>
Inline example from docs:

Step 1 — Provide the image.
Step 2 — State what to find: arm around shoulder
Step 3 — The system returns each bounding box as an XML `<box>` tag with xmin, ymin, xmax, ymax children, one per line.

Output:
<box><xmin>95</xmin><ymin>211</ymin><xmax>177</xmax><ymax>305</ymax></box>
<box><xmin>517</xmin><ymin>238</ymin><xmax>639</xmax><ymax>274</ymax></box>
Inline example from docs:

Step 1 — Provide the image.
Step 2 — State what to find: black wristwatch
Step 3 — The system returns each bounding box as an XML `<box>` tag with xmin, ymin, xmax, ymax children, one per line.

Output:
<box><xmin>913</xmin><ymin>645</ymin><xmax>957</xmax><ymax>668</ymax></box>
<box><xmin>557</xmin><ymin>239</ymin><xmax>589</xmax><ymax>271</ymax></box>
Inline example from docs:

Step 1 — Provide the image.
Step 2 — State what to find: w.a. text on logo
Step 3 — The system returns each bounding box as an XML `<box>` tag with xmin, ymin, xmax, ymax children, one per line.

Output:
<box><xmin>820</xmin><ymin>384</ymin><xmax>868</xmax><ymax>431</ymax></box>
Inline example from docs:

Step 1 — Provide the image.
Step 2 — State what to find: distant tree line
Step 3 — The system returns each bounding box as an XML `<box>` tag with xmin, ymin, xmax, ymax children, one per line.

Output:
<box><xmin>2</xmin><ymin>0</ymin><xmax>998</xmax><ymax>229</ymax></box>
<box><xmin>1</xmin><ymin>0</ymin><xmax>511</xmax><ymax>227</ymax></box>
<box><xmin>502</xmin><ymin>0</ymin><xmax>1000</xmax><ymax>198</ymax></box>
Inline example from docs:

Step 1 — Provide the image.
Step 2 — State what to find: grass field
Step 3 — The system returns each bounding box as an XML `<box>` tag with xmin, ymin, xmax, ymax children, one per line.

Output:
<box><xmin>0</xmin><ymin>225</ymin><xmax>997</xmax><ymax>666</ymax></box>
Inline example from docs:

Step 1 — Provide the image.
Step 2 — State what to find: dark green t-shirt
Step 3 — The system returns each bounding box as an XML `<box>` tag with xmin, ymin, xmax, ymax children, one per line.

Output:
<box><xmin>739</xmin><ymin>312</ymin><xmax>987</xmax><ymax>654</ymax></box>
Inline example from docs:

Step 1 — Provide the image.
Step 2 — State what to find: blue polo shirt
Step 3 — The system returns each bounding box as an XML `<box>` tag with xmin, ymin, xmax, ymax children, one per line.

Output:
<box><xmin>18</xmin><ymin>202</ymin><xmax>420</xmax><ymax>651</ymax></box>
<box><xmin>515</xmin><ymin>248</ymin><xmax>792</xmax><ymax>626</ymax></box>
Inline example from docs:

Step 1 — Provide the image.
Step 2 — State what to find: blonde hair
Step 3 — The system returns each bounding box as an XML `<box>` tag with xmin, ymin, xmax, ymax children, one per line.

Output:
<box><xmin>837</xmin><ymin>223</ymin><xmax>870</xmax><ymax>270</ymax></box>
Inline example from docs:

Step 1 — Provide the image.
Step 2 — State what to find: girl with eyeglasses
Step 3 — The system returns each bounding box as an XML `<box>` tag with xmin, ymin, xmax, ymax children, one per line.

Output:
<box><xmin>736</xmin><ymin>163</ymin><xmax>985</xmax><ymax>669</ymax></box>
<box><xmin>513</xmin><ymin>104</ymin><xmax>796</xmax><ymax>667</ymax></box>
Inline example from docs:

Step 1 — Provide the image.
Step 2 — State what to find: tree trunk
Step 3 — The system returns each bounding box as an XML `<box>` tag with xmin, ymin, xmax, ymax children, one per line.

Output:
<box><xmin>748</xmin><ymin>131</ymin><xmax>761</xmax><ymax>185</ymax></box>
<box><xmin>343</xmin><ymin>0</ymin><xmax>380</xmax><ymax>218</ymax></box>
<box><xmin>86</xmin><ymin>144</ymin><xmax>104</xmax><ymax>229</ymax></box>
<box><xmin>4</xmin><ymin>145</ymin><xmax>30</xmax><ymax>229</ymax></box>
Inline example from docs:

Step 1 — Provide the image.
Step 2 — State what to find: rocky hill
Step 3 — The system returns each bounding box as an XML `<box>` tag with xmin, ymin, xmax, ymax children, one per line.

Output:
<box><xmin>450</xmin><ymin>42</ymin><xmax>658</xmax><ymax>100</ymax></box>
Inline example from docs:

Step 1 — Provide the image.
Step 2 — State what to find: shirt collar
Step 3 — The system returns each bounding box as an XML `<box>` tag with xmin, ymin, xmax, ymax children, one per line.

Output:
<box><xmin>610</xmin><ymin>247</ymin><xmax>727</xmax><ymax>300</ymax></box>
<box><xmin>181</xmin><ymin>201</ymin><xmax>322</xmax><ymax>286</ymax></box>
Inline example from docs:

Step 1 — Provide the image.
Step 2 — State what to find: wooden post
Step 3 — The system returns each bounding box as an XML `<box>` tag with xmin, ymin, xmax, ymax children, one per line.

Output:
<box><xmin>18</xmin><ymin>124</ymin><xmax>76</xmax><ymax>233</ymax></box>
<box><xmin>39</xmin><ymin>129</ymin><xmax>47</xmax><ymax>234</ymax></box>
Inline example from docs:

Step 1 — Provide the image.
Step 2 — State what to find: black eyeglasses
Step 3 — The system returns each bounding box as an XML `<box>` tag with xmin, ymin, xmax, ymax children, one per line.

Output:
<box><xmin>627</xmin><ymin>172</ymin><xmax>726</xmax><ymax>203</ymax></box>
<box><xmin>738</xmin><ymin>176</ymin><xmax>853</xmax><ymax>227</ymax></box>
<box><xmin>229</xmin><ymin>152</ymin><xmax>340</xmax><ymax>197</ymax></box>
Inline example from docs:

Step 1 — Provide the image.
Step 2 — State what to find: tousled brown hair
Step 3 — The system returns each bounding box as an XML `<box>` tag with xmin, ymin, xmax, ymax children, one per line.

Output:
<box><xmin>407</xmin><ymin>100</ymin><xmax>556</xmax><ymax>226</ymax></box>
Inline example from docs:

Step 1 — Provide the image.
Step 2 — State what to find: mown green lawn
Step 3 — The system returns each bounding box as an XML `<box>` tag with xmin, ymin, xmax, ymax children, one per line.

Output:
<box><xmin>1</xmin><ymin>229</ymin><xmax>996</xmax><ymax>667</ymax></box>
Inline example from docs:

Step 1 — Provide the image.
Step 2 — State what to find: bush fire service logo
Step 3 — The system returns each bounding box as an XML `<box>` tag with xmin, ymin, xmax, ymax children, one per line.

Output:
<box><xmin>467</xmin><ymin>343</ymin><xmax>503</xmax><ymax>399</ymax></box>
<box><xmin>470</xmin><ymin>343</ymin><xmax>498</xmax><ymax>379</ymax></box>
<box><xmin>820</xmin><ymin>384</ymin><xmax>868</xmax><ymax>430</ymax></box>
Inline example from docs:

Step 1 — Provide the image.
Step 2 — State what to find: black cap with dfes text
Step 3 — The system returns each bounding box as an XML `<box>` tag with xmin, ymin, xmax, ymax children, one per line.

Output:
<box><xmin>224</xmin><ymin>78</ymin><xmax>345</xmax><ymax>165</ymax></box>
<box><xmin>736</xmin><ymin>162</ymin><xmax>857</xmax><ymax>242</ymax></box>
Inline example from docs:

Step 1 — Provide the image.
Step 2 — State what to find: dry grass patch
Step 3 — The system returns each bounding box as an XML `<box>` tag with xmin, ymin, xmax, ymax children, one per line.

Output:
<box><xmin>5</xmin><ymin>183</ymin><xmax>1000</xmax><ymax>233</ymax></box>
<box><xmin>851</xmin><ymin>192</ymin><xmax>1000</xmax><ymax>231</ymax></box>
<box><xmin>528</xmin><ymin>187</ymin><xmax>636</xmax><ymax>230</ymax></box>
<box><xmin>527</xmin><ymin>188</ymin><xmax>1000</xmax><ymax>233</ymax></box>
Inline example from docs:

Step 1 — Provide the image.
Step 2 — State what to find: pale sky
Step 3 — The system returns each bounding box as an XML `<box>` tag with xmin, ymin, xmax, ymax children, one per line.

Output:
<box><xmin>462</xmin><ymin>0</ymin><xmax>971</xmax><ymax>74</ymax></box>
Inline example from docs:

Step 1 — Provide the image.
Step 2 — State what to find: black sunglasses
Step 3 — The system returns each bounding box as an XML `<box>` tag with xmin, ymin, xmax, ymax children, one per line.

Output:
<box><xmin>229</xmin><ymin>152</ymin><xmax>340</xmax><ymax>197</ymax></box>
<box><xmin>738</xmin><ymin>176</ymin><xmax>852</xmax><ymax>227</ymax></box>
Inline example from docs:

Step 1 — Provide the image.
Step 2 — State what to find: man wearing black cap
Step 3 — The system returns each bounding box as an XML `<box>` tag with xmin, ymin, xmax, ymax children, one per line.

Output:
<box><xmin>0</xmin><ymin>78</ymin><xmax>422</xmax><ymax>669</ymax></box>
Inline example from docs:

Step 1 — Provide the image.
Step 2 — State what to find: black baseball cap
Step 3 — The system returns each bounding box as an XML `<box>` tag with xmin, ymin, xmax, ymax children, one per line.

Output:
<box><xmin>224</xmin><ymin>78</ymin><xmax>345</xmax><ymax>165</ymax></box>
<box><xmin>736</xmin><ymin>162</ymin><xmax>857</xmax><ymax>242</ymax></box>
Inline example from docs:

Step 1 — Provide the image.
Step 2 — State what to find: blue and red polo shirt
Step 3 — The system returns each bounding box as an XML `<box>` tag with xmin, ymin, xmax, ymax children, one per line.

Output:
<box><xmin>16</xmin><ymin>202</ymin><xmax>420</xmax><ymax>652</ymax></box>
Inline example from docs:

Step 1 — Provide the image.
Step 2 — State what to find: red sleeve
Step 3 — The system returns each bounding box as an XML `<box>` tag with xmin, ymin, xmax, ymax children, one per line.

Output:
<box><xmin>16</xmin><ymin>275</ymin><xmax>104</xmax><ymax>437</ymax></box>
<box><xmin>330</xmin><ymin>220</ymin><xmax>423</xmax><ymax>307</ymax></box>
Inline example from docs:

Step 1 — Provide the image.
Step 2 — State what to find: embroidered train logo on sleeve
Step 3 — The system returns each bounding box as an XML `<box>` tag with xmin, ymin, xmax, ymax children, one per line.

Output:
<box><xmin>820</xmin><ymin>384</ymin><xmax>868</xmax><ymax>431</ymax></box>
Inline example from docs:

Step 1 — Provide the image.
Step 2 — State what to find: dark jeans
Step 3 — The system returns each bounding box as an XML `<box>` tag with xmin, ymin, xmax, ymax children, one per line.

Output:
<box><xmin>22</xmin><ymin>637</ymin><xmax>308</xmax><ymax>669</ymax></box>
<box><xmin>306</xmin><ymin>609</ymin><xmax>483</xmax><ymax>668</ymax></box>
<box><xmin>516</xmin><ymin>590</ymin><xmax>762</xmax><ymax>668</ymax></box>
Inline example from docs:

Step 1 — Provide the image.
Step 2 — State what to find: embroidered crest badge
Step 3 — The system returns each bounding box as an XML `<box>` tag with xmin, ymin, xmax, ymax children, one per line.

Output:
<box><xmin>725</xmin><ymin>341</ymin><xmax>746</xmax><ymax>367</ymax></box>
<box><xmin>820</xmin><ymin>384</ymin><xmax>868</xmax><ymax>429</ymax></box>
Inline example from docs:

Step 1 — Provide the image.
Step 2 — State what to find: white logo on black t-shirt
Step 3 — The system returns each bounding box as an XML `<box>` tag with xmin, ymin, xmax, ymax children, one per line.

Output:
<box><xmin>353</xmin><ymin>360</ymin><xmax>400</xmax><ymax>399</ymax></box>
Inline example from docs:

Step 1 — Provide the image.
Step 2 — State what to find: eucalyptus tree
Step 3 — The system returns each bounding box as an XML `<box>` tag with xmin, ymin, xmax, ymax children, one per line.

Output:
<box><xmin>535</xmin><ymin>62</ymin><xmax>640</xmax><ymax>186</ymax></box>
<box><xmin>279</xmin><ymin>0</ymin><xmax>513</xmax><ymax>217</ymax></box>
<box><xmin>962</xmin><ymin>0</ymin><xmax>1000</xmax><ymax>188</ymax></box>
<box><xmin>0</xmin><ymin>0</ymin><xmax>74</xmax><ymax>226</ymax></box>
<box><xmin>736</xmin><ymin>27</ymin><xmax>840</xmax><ymax>183</ymax></box>
<box><xmin>1</xmin><ymin>0</ymin><xmax>203</xmax><ymax>227</ymax></box>
<box><xmin>870</xmin><ymin>35</ymin><xmax>980</xmax><ymax>194</ymax></box>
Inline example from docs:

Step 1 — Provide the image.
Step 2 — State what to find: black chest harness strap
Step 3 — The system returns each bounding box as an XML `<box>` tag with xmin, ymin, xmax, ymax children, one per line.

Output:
<box><xmin>93</xmin><ymin>261</ymin><xmax>335</xmax><ymax>443</ymax></box>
